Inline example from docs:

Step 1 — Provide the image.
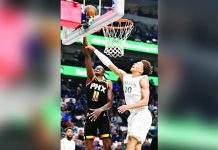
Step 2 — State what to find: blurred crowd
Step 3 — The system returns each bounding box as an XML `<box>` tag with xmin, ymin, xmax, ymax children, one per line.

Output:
<box><xmin>125</xmin><ymin>7</ymin><xmax>158</xmax><ymax>19</ymax></box>
<box><xmin>128</xmin><ymin>21</ymin><xmax>158</xmax><ymax>44</ymax></box>
<box><xmin>61</xmin><ymin>78</ymin><xmax>158</xmax><ymax>150</ymax></box>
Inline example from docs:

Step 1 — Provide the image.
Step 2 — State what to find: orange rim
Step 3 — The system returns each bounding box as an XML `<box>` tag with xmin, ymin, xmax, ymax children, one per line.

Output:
<box><xmin>103</xmin><ymin>18</ymin><xmax>134</xmax><ymax>30</ymax></box>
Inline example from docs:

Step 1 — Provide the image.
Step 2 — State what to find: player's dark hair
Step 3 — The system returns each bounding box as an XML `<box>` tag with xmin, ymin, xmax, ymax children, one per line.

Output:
<box><xmin>65</xmin><ymin>127</ymin><xmax>73</xmax><ymax>132</ymax></box>
<box><xmin>141</xmin><ymin>60</ymin><xmax>153</xmax><ymax>75</ymax></box>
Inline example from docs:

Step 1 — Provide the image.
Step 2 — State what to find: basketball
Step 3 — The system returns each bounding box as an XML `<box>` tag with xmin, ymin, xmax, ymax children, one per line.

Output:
<box><xmin>85</xmin><ymin>5</ymin><xmax>98</xmax><ymax>17</ymax></box>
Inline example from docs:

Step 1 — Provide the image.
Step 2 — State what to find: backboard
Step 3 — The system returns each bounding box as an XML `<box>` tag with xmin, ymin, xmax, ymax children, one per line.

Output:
<box><xmin>61</xmin><ymin>1</ymin><xmax>81</xmax><ymax>29</ymax></box>
<box><xmin>61</xmin><ymin>0</ymin><xmax>125</xmax><ymax>45</ymax></box>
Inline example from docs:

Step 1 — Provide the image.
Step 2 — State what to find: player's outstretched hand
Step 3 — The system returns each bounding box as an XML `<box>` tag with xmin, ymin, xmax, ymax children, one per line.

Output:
<box><xmin>85</xmin><ymin>45</ymin><xmax>96</xmax><ymax>52</ymax></box>
<box><xmin>118</xmin><ymin>105</ymin><xmax>129</xmax><ymax>114</ymax></box>
<box><xmin>89</xmin><ymin>108</ymin><xmax>102</xmax><ymax>121</ymax></box>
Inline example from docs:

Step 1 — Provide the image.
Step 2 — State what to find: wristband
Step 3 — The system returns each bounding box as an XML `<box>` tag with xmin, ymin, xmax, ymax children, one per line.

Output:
<box><xmin>100</xmin><ymin>107</ymin><xmax>104</xmax><ymax>112</ymax></box>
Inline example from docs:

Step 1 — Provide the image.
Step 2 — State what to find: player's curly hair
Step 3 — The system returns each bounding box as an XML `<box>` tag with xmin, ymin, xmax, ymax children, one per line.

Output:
<box><xmin>141</xmin><ymin>60</ymin><xmax>153</xmax><ymax>75</ymax></box>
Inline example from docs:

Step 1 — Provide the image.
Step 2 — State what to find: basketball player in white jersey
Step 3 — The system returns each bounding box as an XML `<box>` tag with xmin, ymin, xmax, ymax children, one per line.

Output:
<box><xmin>85</xmin><ymin>44</ymin><xmax>153</xmax><ymax>150</ymax></box>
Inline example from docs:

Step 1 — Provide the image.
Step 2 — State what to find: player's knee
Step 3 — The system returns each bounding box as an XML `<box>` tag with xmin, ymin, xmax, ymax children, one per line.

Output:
<box><xmin>87</xmin><ymin>148</ymin><xmax>93</xmax><ymax>150</ymax></box>
<box><xmin>135</xmin><ymin>143</ymin><xmax>142</xmax><ymax>150</ymax></box>
<box><xmin>103</xmin><ymin>142</ymin><xmax>112</xmax><ymax>150</ymax></box>
<box><xmin>85</xmin><ymin>140</ymin><xmax>94</xmax><ymax>150</ymax></box>
<box><xmin>104</xmin><ymin>145</ymin><xmax>111</xmax><ymax>150</ymax></box>
<box><xmin>85</xmin><ymin>143</ymin><xmax>93</xmax><ymax>150</ymax></box>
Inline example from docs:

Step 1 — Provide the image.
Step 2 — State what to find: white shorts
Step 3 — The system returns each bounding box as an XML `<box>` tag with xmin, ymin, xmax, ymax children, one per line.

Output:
<box><xmin>127</xmin><ymin>107</ymin><xmax>152</xmax><ymax>144</ymax></box>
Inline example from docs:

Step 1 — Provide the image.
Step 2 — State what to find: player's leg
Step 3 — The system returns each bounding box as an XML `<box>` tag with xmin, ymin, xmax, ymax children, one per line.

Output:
<box><xmin>126</xmin><ymin>136</ymin><xmax>139</xmax><ymax>150</ymax></box>
<box><xmin>129</xmin><ymin>110</ymin><xmax>152</xmax><ymax>150</ymax></box>
<box><xmin>102</xmin><ymin>138</ymin><xmax>112</xmax><ymax>150</ymax></box>
<box><xmin>135</xmin><ymin>142</ymin><xmax>142</xmax><ymax>150</ymax></box>
<box><xmin>98</xmin><ymin>112</ymin><xmax>112</xmax><ymax>150</ymax></box>
<box><xmin>85</xmin><ymin>139</ymin><xmax>94</xmax><ymax>150</ymax></box>
<box><xmin>84</xmin><ymin>116</ymin><xmax>97</xmax><ymax>150</ymax></box>
<box><xmin>126</xmin><ymin>113</ymin><xmax>137</xmax><ymax>150</ymax></box>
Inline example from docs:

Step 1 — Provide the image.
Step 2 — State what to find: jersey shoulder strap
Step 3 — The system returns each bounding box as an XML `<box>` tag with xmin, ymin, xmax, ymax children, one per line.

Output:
<box><xmin>86</xmin><ymin>76</ymin><xmax>96</xmax><ymax>86</ymax></box>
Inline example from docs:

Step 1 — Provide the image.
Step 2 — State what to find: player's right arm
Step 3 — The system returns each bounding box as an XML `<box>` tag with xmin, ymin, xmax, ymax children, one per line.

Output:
<box><xmin>83</xmin><ymin>37</ymin><xmax>95</xmax><ymax>81</ymax></box>
<box><xmin>85</xmin><ymin>44</ymin><xmax>127</xmax><ymax>80</ymax></box>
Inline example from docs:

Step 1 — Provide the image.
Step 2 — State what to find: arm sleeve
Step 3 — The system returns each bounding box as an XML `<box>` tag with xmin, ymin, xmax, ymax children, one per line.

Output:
<box><xmin>94</xmin><ymin>49</ymin><xmax>112</xmax><ymax>67</ymax></box>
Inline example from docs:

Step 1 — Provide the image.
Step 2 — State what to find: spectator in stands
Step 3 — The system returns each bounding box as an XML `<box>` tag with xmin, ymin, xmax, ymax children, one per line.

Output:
<box><xmin>66</xmin><ymin>119</ymin><xmax>74</xmax><ymax>128</ymax></box>
<box><xmin>111</xmin><ymin>129</ymin><xmax>120</xmax><ymax>142</ymax></box>
<box><xmin>61</xmin><ymin>127</ymin><xmax>76</xmax><ymax>150</ymax></box>
<box><xmin>111</xmin><ymin>113</ymin><xmax>123</xmax><ymax>125</ymax></box>
<box><xmin>78</xmin><ymin>129</ymin><xmax>84</xmax><ymax>141</ymax></box>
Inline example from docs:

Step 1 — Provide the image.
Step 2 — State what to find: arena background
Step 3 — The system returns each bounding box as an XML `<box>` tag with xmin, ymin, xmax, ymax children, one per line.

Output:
<box><xmin>0</xmin><ymin>0</ymin><xmax>218</xmax><ymax>150</ymax></box>
<box><xmin>61</xmin><ymin>0</ymin><xmax>158</xmax><ymax>149</ymax></box>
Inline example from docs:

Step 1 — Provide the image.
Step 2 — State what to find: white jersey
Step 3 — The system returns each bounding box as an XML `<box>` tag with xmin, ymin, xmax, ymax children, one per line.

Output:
<box><xmin>123</xmin><ymin>74</ymin><xmax>148</xmax><ymax>112</ymax></box>
<box><xmin>123</xmin><ymin>74</ymin><xmax>152</xmax><ymax>143</ymax></box>
<box><xmin>61</xmin><ymin>138</ymin><xmax>75</xmax><ymax>150</ymax></box>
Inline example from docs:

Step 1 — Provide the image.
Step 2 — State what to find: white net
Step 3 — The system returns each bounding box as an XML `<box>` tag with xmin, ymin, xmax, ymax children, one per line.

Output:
<box><xmin>102</xmin><ymin>19</ymin><xmax>134</xmax><ymax>58</ymax></box>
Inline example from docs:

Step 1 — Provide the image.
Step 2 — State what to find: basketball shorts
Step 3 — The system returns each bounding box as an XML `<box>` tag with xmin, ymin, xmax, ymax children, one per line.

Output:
<box><xmin>127</xmin><ymin>107</ymin><xmax>152</xmax><ymax>144</ymax></box>
<box><xmin>84</xmin><ymin>110</ymin><xmax>111</xmax><ymax>140</ymax></box>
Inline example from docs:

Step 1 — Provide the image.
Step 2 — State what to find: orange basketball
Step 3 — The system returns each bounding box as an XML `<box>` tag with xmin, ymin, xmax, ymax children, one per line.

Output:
<box><xmin>85</xmin><ymin>5</ymin><xmax>98</xmax><ymax>17</ymax></box>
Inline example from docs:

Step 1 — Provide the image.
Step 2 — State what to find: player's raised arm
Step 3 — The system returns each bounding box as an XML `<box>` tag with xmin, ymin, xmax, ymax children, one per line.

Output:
<box><xmin>85</xmin><ymin>45</ymin><xmax>127</xmax><ymax>80</ymax></box>
<box><xmin>83</xmin><ymin>37</ymin><xmax>95</xmax><ymax>80</ymax></box>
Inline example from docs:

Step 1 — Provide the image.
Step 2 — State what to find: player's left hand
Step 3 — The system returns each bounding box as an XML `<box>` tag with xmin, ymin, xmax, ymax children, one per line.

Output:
<box><xmin>118</xmin><ymin>105</ymin><xmax>129</xmax><ymax>114</ymax></box>
<box><xmin>85</xmin><ymin>45</ymin><xmax>96</xmax><ymax>52</ymax></box>
<box><xmin>89</xmin><ymin>108</ymin><xmax>102</xmax><ymax>121</ymax></box>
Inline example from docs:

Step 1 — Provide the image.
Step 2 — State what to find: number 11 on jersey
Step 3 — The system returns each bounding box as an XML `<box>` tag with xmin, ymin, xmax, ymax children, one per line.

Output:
<box><xmin>92</xmin><ymin>90</ymin><xmax>100</xmax><ymax>101</ymax></box>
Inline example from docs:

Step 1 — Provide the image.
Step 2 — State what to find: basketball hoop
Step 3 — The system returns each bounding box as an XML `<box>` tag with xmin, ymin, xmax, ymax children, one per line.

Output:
<box><xmin>103</xmin><ymin>18</ymin><xmax>134</xmax><ymax>58</ymax></box>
